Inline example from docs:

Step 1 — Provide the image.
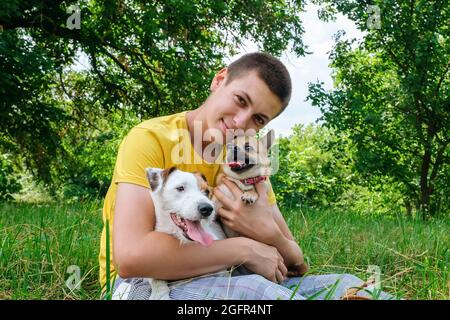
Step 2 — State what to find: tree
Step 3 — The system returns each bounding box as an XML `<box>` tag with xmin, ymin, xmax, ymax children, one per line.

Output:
<box><xmin>308</xmin><ymin>0</ymin><xmax>450</xmax><ymax>217</ymax></box>
<box><xmin>0</xmin><ymin>0</ymin><xmax>307</xmax><ymax>185</ymax></box>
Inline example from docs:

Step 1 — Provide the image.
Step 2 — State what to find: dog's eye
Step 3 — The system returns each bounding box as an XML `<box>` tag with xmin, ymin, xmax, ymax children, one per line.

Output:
<box><xmin>203</xmin><ymin>189</ymin><xmax>210</xmax><ymax>196</ymax></box>
<box><xmin>176</xmin><ymin>186</ymin><xmax>185</xmax><ymax>192</ymax></box>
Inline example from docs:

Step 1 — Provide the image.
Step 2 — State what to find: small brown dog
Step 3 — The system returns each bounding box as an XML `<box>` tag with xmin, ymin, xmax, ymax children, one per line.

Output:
<box><xmin>214</xmin><ymin>130</ymin><xmax>275</xmax><ymax>238</ymax></box>
<box><xmin>213</xmin><ymin>130</ymin><xmax>309</xmax><ymax>277</ymax></box>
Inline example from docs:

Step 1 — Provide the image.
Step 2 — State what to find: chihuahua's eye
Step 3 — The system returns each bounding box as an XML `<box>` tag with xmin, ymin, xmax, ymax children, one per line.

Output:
<box><xmin>203</xmin><ymin>189</ymin><xmax>210</xmax><ymax>196</ymax></box>
<box><xmin>176</xmin><ymin>186</ymin><xmax>185</xmax><ymax>192</ymax></box>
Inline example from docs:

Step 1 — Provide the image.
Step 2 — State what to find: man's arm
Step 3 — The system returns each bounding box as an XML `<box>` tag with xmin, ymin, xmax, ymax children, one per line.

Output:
<box><xmin>270</xmin><ymin>204</ymin><xmax>309</xmax><ymax>275</ymax></box>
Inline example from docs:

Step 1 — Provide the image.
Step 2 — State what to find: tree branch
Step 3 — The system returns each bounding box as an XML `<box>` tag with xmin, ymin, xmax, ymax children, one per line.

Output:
<box><xmin>436</xmin><ymin>59</ymin><xmax>450</xmax><ymax>96</ymax></box>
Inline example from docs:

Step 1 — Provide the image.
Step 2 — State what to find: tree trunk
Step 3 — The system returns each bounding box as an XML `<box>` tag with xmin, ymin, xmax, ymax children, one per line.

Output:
<box><xmin>404</xmin><ymin>199</ymin><xmax>412</xmax><ymax>216</ymax></box>
<box><xmin>419</xmin><ymin>149</ymin><xmax>432</xmax><ymax>220</ymax></box>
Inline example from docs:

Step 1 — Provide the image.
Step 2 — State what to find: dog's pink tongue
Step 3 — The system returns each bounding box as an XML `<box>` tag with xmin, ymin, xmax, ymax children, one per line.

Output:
<box><xmin>185</xmin><ymin>220</ymin><xmax>214</xmax><ymax>247</ymax></box>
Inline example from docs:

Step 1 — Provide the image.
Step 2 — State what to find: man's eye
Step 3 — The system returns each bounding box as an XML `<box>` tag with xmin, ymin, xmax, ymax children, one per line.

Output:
<box><xmin>176</xmin><ymin>186</ymin><xmax>184</xmax><ymax>192</ymax></box>
<box><xmin>235</xmin><ymin>95</ymin><xmax>246</xmax><ymax>106</ymax></box>
<box><xmin>254</xmin><ymin>116</ymin><xmax>265</xmax><ymax>126</ymax></box>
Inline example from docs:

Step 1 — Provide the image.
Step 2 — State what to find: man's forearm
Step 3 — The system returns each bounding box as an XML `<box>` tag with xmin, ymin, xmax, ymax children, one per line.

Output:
<box><xmin>115</xmin><ymin>231</ymin><xmax>246</xmax><ymax>280</ymax></box>
<box><xmin>272</xmin><ymin>235</ymin><xmax>306</xmax><ymax>271</ymax></box>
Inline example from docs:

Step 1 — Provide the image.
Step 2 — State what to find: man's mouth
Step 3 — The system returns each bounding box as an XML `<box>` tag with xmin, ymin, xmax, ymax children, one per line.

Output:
<box><xmin>220</xmin><ymin>119</ymin><xmax>231</xmax><ymax>134</ymax></box>
<box><xmin>228</xmin><ymin>161</ymin><xmax>254</xmax><ymax>172</ymax></box>
<box><xmin>170</xmin><ymin>213</ymin><xmax>214</xmax><ymax>247</ymax></box>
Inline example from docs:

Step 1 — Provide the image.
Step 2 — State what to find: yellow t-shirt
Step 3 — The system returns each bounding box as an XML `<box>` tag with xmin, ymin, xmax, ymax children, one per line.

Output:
<box><xmin>98</xmin><ymin>111</ymin><xmax>277</xmax><ymax>290</ymax></box>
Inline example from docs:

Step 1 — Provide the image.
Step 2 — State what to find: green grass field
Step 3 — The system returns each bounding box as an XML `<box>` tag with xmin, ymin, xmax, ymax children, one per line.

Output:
<box><xmin>0</xmin><ymin>201</ymin><xmax>448</xmax><ymax>300</ymax></box>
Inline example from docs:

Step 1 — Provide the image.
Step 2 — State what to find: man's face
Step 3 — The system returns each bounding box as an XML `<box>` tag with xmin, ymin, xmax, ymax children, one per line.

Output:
<box><xmin>202</xmin><ymin>68</ymin><xmax>284</xmax><ymax>138</ymax></box>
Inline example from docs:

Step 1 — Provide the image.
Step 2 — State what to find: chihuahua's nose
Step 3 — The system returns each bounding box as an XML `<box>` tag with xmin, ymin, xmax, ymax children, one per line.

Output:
<box><xmin>198</xmin><ymin>203</ymin><xmax>213</xmax><ymax>218</ymax></box>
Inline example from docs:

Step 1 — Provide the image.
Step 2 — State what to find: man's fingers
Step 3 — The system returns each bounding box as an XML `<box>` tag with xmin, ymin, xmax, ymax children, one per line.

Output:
<box><xmin>254</xmin><ymin>181</ymin><xmax>268</xmax><ymax>200</ymax></box>
<box><xmin>275</xmin><ymin>269</ymin><xmax>285</xmax><ymax>284</ymax></box>
<box><xmin>217</xmin><ymin>207</ymin><xmax>232</xmax><ymax>221</ymax></box>
<box><xmin>214</xmin><ymin>187</ymin><xmax>234</xmax><ymax>209</ymax></box>
<box><xmin>279</xmin><ymin>261</ymin><xmax>288</xmax><ymax>278</ymax></box>
<box><xmin>222</xmin><ymin>178</ymin><xmax>243</xmax><ymax>197</ymax></box>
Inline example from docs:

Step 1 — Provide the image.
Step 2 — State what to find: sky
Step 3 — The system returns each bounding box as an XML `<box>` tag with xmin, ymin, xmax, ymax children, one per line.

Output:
<box><xmin>73</xmin><ymin>3</ymin><xmax>364</xmax><ymax>138</ymax></box>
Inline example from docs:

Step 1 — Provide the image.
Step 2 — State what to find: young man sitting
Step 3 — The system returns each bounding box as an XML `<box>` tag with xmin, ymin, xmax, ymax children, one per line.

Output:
<box><xmin>99</xmin><ymin>52</ymin><xmax>393</xmax><ymax>300</ymax></box>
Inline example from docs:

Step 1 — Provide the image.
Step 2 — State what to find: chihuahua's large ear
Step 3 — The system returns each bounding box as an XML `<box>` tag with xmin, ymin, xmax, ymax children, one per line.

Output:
<box><xmin>146</xmin><ymin>168</ymin><xmax>164</xmax><ymax>192</ymax></box>
<box><xmin>261</xmin><ymin>129</ymin><xmax>275</xmax><ymax>151</ymax></box>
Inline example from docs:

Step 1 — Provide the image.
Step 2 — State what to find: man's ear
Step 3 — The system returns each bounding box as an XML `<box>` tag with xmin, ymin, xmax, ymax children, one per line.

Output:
<box><xmin>261</xmin><ymin>129</ymin><xmax>275</xmax><ymax>151</ymax></box>
<box><xmin>210</xmin><ymin>67</ymin><xmax>228</xmax><ymax>91</ymax></box>
<box><xmin>146</xmin><ymin>168</ymin><xmax>164</xmax><ymax>192</ymax></box>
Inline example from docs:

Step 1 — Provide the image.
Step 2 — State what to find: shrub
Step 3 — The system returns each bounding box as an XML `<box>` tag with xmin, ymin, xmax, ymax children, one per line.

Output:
<box><xmin>0</xmin><ymin>154</ymin><xmax>21</xmax><ymax>200</ymax></box>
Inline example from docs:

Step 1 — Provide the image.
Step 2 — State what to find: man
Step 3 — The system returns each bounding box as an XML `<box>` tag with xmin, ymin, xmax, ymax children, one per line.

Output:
<box><xmin>100</xmin><ymin>52</ymin><xmax>390</xmax><ymax>300</ymax></box>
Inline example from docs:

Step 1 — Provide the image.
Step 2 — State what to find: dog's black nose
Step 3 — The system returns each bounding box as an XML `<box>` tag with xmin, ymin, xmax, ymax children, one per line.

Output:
<box><xmin>198</xmin><ymin>203</ymin><xmax>213</xmax><ymax>218</ymax></box>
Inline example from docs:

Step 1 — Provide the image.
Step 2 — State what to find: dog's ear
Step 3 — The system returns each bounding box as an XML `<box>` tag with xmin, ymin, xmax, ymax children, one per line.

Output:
<box><xmin>260</xmin><ymin>129</ymin><xmax>275</xmax><ymax>150</ymax></box>
<box><xmin>146</xmin><ymin>167</ymin><xmax>177</xmax><ymax>192</ymax></box>
<box><xmin>193</xmin><ymin>171</ymin><xmax>213</xmax><ymax>198</ymax></box>
<box><xmin>146</xmin><ymin>168</ymin><xmax>164</xmax><ymax>192</ymax></box>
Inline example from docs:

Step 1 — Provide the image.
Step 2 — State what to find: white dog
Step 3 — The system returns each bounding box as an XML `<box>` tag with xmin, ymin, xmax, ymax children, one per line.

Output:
<box><xmin>144</xmin><ymin>167</ymin><xmax>226</xmax><ymax>299</ymax></box>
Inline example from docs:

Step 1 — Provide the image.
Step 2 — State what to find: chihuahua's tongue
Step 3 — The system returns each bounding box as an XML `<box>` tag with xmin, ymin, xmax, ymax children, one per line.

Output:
<box><xmin>185</xmin><ymin>220</ymin><xmax>214</xmax><ymax>247</ymax></box>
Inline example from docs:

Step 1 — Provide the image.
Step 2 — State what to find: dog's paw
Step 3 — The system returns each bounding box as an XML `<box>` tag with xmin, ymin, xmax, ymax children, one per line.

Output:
<box><xmin>241</xmin><ymin>191</ymin><xmax>258</xmax><ymax>204</ymax></box>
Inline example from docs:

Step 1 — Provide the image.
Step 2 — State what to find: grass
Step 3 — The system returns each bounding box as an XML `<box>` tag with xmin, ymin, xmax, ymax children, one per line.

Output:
<box><xmin>0</xmin><ymin>201</ymin><xmax>448</xmax><ymax>299</ymax></box>
<box><xmin>0</xmin><ymin>201</ymin><xmax>103</xmax><ymax>299</ymax></box>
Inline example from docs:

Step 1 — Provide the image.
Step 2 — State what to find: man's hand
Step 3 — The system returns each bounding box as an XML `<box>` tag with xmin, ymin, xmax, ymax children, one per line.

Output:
<box><xmin>214</xmin><ymin>178</ymin><xmax>283</xmax><ymax>246</ymax></box>
<box><xmin>215</xmin><ymin>178</ymin><xmax>308</xmax><ymax>272</ymax></box>
<box><xmin>240</xmin><ymin>237</ymin><xmax>288</xmax><ymax>283</ymax></box>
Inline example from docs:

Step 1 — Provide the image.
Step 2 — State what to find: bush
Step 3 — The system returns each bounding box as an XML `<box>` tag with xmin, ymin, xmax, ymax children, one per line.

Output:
<box><xmin>0</xmin><ymin>154</ymin><xmax>22</xmax><ymax>200</ymax></box>
<box><xmin>52</xmin><ymin>111</ymin><xmax>140</xmax><ymax>201</ymax></box>
<box><xmin>271</xmin><ymin>124</ymin><xmax>354</xmax><ymax>208</ymax></box>
<box><xmin>271</xmin><ymin>124</ymin><xmax>407</xmax><ymax>216</ymax></box>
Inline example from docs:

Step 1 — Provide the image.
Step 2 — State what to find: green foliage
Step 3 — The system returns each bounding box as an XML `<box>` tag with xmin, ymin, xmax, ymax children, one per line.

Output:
<box><xmin>0</xmin><ymin>0</ymin><xmax>307</xmax><ymax>187</ymax></box>
<box><xmin>271</xmin><ymin>124</ymin><xmax>418</xmax><ymax>216</ymax></box>
<box><xmin>334</xmin><ymin>183</ymin><xmax>404</xmax><ymax>217</ymax></box>
<box><xmin>308</xmin><ymin>0</ymin><xmax>450</xmax><ymax>217</ymax></box>
<box><xmin>0</xmin><ymin>154</ymin><xmax>21</xmax><ymax>200</ymax></box>
<box><xmin>272</xmin><ymin>124</ymin><xmax>354</xmax><ymax>208</ymax></box>
<box><xmin>55</xmin><ymin>112</ymin><xmax>137</xmax><ymax>201</ymax></box>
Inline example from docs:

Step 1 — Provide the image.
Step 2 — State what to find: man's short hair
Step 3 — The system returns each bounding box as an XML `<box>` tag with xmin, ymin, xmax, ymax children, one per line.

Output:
<box><xmin>226</xmin><ymin>52</ymin><xmax>292</xmax><ymax>110</ymax></box>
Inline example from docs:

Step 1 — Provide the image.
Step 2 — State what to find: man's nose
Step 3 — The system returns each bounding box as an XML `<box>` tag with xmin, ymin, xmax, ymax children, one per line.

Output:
<box><xmin>232</xmin><ymin>109</ymin><xmax>252</xmax><ymax>130</ymax></box>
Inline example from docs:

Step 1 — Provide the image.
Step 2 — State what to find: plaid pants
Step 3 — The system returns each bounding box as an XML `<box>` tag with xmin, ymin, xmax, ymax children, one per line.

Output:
<box><xmin>111</xmin><ymin>271</ymin><xmax>395</xmax><ymax>300</ymax></box>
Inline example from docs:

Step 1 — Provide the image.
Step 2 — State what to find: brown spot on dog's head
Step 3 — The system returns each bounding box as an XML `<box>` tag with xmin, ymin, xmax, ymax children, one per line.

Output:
<box><xmin>162</xmin><ymin>166</ymin><xmax>177</xmax><ymax>182</ymax></box>
<box><xmin>193</xmin><ymin>172</ymin><xmax>213</xmax><ymax>199</ymax></box>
